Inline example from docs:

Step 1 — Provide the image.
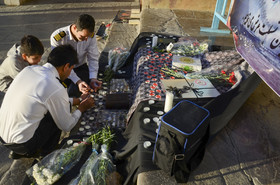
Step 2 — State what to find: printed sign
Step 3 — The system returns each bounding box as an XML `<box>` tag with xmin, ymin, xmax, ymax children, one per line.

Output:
<box><xmin>227</xmin><ymin>0</ymin><xmax>280</xmax><ymax>96</ymax></box>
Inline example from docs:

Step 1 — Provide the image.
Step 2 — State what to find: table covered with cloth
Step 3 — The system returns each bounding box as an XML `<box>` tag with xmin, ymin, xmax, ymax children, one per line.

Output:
<box><xmin>112</xmin><ymin>32</ymin><xmax>262</xmax><ymax>185</ymax></box>
<box><xmin>127</xmin><ymin>45</ymin><xmax>246</xmax><ymax>121</ymax></box>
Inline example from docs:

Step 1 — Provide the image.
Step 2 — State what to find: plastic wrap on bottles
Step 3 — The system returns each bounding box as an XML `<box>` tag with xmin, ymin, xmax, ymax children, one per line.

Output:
<box><xmin>104</xmin><ymin>47</ymin><xmax>130</xmax><ymax>82</ymax></box>
<box><xmin>70</xmin><ymin>127</ymin><xmax>121</xmax><ymax>185</ymax></box>
<box><xmin>108</xmin><ymin>47</ymin><xmax>130</xmax><ymax>71</ymax></box>
<box><xmin>90</xmin><ymin>144</ymin><xmax>120</xmax><ymax>185</ymax></box>
<box><xmin>70</xmin><ymin>144</ymin><xmax>120</xmax><ymax>185</ymax></box>
<box><xmin>68</xmin><ymin>143</ymin><xmax>99</xmax><ymax>185</ymax></box>
<box><xmin>26</xmin><ymin>141</ymin><xmax>88</xmax><ymax>185</ymax></box>
<box><xmin>170</xmin><ymin>37</ymin><xmax>208</xmax><ymax>56</ymax></box>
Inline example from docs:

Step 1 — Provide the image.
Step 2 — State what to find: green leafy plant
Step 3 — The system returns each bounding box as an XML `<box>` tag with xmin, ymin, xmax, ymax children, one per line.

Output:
<box><xmin>69</xmin><ymin>126</ymin><xmax>117</xmax><ymax>185</ymax></box>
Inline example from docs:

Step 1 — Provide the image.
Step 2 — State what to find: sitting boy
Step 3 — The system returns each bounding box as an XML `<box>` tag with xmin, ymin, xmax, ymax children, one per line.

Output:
<box><xmin>0</xmin><ymin>35</ymin><xmax>44</xmax><ymax>92</ymax></box>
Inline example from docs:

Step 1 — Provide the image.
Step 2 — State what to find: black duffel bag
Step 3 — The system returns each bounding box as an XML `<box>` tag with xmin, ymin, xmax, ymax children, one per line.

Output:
<box><xmin>153</xmin><ymin>100</ymin><xmax>210</xmax><ymax>183</ymax></box>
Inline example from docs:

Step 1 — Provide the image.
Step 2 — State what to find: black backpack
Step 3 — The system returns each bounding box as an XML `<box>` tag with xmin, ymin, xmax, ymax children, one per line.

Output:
<box><xmin>153</xmin><ymin>100</ymin><xmax>210</xmax><ymax>183</ymax></box>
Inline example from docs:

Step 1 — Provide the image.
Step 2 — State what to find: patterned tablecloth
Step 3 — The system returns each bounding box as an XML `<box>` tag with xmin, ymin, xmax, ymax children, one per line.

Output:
<box><xmin>126</xmin><ymin>34</ymin><xmax>252</xmax><ymax>122</ymax></box>
<box><xmin>75</xmin><ymin>33</ymin><xmax>253</xmax><ymax>134</ymax></box>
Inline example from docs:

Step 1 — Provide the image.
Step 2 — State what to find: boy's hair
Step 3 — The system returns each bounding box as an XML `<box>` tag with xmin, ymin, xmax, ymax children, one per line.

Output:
<box><xmin>47</xmin><ymin>45</ymin><xmax>78</xmax><ymax>67</ymax></box>
<box><xmin>20</xmin><ymin>35</ymin><xmax>44</xmax><ymax>56</ymax></box>
<box><xmin>74</xmin><ymin>14</ymin><xmax>95</xmax><ymax>33</ymax></box>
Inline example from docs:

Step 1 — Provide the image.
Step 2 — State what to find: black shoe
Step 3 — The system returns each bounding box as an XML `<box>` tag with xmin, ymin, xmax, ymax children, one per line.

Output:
<box><xmin>9</xmin><ymin>151</ymin><xmax>27</xmax><ymax>159</ymax></box>
<box><xmin>8</xmin><ymin>151</ymin><xmax>42</xmax><ymax>160</ymax></box>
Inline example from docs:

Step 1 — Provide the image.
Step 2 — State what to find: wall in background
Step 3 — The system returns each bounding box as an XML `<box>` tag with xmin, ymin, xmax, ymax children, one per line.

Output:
<box><xmin>141</xmin><ymin>0</ymin><xmax>230</xmax><ymax>12</ymax></box>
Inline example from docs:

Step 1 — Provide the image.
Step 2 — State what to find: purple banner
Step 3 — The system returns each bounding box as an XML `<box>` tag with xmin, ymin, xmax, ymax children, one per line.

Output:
<box><xmin>227</xmin><ymin>0</ymin><xmax>280</xmax><ymax>96</ymax></box>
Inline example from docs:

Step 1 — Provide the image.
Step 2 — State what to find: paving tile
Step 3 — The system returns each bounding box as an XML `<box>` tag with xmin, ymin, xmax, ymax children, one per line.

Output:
<box><xmin>0</xmin><ymin>158</ymin><xmax>34</xmax><ymax>185</ymax></box>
